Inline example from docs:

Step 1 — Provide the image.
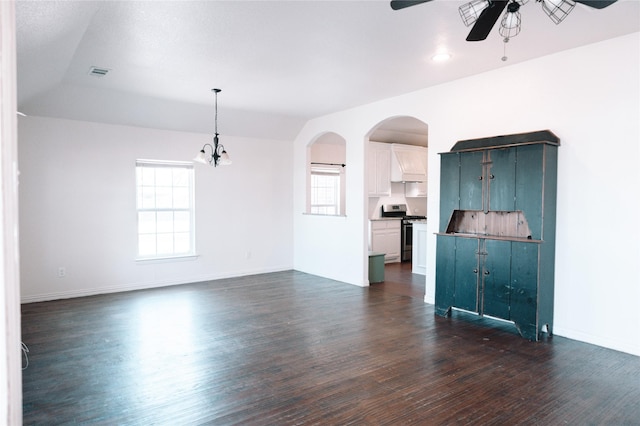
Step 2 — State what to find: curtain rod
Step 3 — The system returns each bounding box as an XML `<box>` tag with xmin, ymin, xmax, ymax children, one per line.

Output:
<box><xmin>311</xmin><ymin>162</ymin><xmax>346</xmax><ymax>167</ymax></box>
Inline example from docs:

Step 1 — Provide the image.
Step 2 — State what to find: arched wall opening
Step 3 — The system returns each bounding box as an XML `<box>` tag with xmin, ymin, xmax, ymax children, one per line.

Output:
<box><xmin>306</xmin><ymin>131</ymin><xmax>347</xmax><ymax>216</ymax></box>
<box><xmin>364</xmin><ymin>116</ymin><xmax>429</xmax><ymax>284</ymax></box>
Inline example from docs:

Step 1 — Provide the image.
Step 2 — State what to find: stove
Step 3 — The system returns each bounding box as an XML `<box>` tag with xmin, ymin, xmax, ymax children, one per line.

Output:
<box><xmin>402</xmin><ymin>215</ymin><xmax>427</xmax><ymax>223</ymax></box>
<box><xmin>381</xmin><ymin>205</ymin><xmax>426</xmax><ymax>262</ymax></box>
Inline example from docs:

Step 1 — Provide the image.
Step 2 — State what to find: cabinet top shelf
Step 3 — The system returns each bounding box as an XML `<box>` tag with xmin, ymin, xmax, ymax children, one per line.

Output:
<box><xmin>446</xmin><ymin>130</ymin><xmax>560</xmax><ymax>153</ymax></box>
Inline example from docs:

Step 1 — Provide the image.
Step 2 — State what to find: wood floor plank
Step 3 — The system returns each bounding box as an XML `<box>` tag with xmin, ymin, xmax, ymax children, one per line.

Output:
<box><xmin>22</xmin><ymin>270</ymin><xmax>640</xmax><ymax>425</ymax></box>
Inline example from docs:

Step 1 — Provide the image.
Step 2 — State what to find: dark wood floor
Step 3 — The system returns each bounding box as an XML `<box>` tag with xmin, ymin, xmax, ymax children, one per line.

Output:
<box><xmin>21</xmin><ymin>267</ymin><xmax>640</xmax><ymax>425</ymax></box>
<box><xmin>375</xmin><ymin>261</ymin><xmax>426</xmax><ymax>299</ymax></box>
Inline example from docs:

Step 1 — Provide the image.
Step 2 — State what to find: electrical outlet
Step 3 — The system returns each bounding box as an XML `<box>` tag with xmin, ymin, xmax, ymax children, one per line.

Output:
<box><xmin>58</xmin><ymin>267</ymin><xmax>66</xmax><ymax>278</ymax></box>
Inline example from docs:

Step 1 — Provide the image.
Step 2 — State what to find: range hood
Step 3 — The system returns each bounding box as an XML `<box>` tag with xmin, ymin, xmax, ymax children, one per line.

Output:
<box><xmin>390</xmin><ymin>144</ymin><xmax>427</xmax><ymax>183</ymax></box>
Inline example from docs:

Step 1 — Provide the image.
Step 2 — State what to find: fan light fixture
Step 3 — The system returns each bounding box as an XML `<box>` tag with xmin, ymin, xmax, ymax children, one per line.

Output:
<box><xmin>499</xmin><ymin>1</ymin><xmax>522</xmax><ymax>39</ymax></box>
<box><xmin>194</xmin><ymin>88</ymin><xmax>231</xmax><ymax>167</ymax></box>
<box><xmin>459</xmin><ymin>0</ymin><xmax>490</xmax><ymax>26</ymax></box>
<box><xmin>541</xmin><ymin>0</ymin><xmax>575</xmax><ymax>24</ymax></box>
<box><xmin>458</xmin><ymin>0</ymin><xmax>576</xmax><ymax>43</ymax></box>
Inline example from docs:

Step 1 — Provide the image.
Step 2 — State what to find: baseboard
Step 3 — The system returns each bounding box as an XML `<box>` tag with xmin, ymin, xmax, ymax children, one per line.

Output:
<box><xmin>553</xmin><ymin>326</ymin><xmax>640</xmax><ymax>357</ymax></box>
<box><xmin>20</xmin><ymin>266</ymin><xmax>292</xmax><ymax>304</ymax></box>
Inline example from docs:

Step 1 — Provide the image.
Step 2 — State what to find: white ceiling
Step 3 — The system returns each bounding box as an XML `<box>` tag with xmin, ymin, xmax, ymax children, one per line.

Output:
<box><xmin>15</xmin><ymin>0</ymin><xmax>640</xmax><ymax>140</ymax></box>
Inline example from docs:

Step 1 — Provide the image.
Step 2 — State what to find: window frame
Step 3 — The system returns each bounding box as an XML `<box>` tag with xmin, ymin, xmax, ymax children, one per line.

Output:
<box><xmin>309</xmin><ymin>164</ymin><xmax>342</xmax><ymax>215</ymax></box>
<box><xmin>135</xmin><ymin>159</ymin><xmax>196</xmax><ymax>261</ymax></box>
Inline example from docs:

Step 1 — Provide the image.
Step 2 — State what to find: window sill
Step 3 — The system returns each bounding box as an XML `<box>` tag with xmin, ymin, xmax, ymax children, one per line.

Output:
<box><xmin>302</xmin><ymin>213</ymin><xmax>347</xmax><ymax>218</ymax></box>
<box><xmin>135</xmin><ymin>254</ymin><xmax>200</xmax><ymax>264</ymax></box>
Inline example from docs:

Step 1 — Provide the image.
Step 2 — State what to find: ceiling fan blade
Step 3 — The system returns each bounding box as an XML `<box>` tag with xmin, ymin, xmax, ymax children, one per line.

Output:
<box><xmin>390</xmin><ymin>0</ymin><xmax>434</xmax><ymax>11</ymax></box>
<box><xmin>466</xmin><ymin>0</ymin><xmax>508</xmax><ymax>42</ymax></box>
<box><xmin>574</xmin><ymin>0</ymin><xmax>617</xmax><ymax>9</ymax></box>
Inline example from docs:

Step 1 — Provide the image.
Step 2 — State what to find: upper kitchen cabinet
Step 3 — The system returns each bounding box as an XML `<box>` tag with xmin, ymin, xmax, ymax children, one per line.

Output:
<box><xmin>368</xmin><ymin>142</ymin><xmax>391</xmax><ymax>197</ymax></box>
<box><xmin>404</xmin><ymin>181</ymin><xmax>427</xmax><ymax>198</ymax></box>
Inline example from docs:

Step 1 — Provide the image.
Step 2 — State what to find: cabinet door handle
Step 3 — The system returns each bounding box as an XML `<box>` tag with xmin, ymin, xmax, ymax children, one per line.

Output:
<box><xmin>484</xmin><ymin>270</ymin><xmax>490</xmax><ymax>275</ymax></box>
<box><xmin>473</xmin><ymin>269</ymin><xmax>478</xmax><ymax>274</ymax></box>
<box><xmin>478</xmin><ymin>176</ymin><xmax>483</xmax><ymax>180</ymax></box>
<box><xmin>489</xmin><ymin>174</ymin><xmax>495</xmax><ymax>179</ymax></box>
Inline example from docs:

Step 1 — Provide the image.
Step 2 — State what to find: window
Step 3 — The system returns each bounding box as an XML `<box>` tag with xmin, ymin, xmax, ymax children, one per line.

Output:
<box><xmin>136</xmin><ymin>160</ymin><xmax>195</xmax><ymax>259</ymax></box>
<box><xmin>310</xmin><ymin>165</ymin><xmax>341</xmax><ymax>215</ymax></box>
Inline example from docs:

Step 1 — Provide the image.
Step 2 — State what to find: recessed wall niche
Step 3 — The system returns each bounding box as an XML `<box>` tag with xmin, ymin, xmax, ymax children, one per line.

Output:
<box><xmin>306</xmin><ymin>132</ymin><xmax>346</xmax><ymax>216</ymax></box>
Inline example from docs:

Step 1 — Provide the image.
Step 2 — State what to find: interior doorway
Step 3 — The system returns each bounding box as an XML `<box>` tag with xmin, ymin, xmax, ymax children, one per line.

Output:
<box><xmin>365</xmin><ymin>116</ymin><xmax>429</xmax><ymax>291</ymax></box>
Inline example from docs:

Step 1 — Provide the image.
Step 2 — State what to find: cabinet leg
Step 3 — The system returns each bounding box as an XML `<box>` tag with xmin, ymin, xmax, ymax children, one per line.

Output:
<box><xmin>512</xmin><ymin>321</ymin><xmax>554</xmax><ymax>341</ymax></box>
<box><xmin>435</xmin><ymin>306</ymin><xmax>451</xmax><ymax>317</ymax></box>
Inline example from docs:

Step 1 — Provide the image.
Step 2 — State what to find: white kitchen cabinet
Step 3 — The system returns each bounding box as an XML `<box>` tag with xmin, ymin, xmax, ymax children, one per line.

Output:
<box><xmin>368</xmin><ymin>142</ymin><xmax>391</xmax><ymax>197</ymax></box>
<box><xmin>370</xmin><ymin>220</ymin><xmax>401</xmax><ymax>263</ymax></box>
<box><xmin>405</xmin><ymin>181</ymin><xmax>427</xmax><ymax>197</ymax></box>
<box><xmin>412</xmin><ymin>222</ymin><xmax>428</xmax><ymax>275</ymax></box>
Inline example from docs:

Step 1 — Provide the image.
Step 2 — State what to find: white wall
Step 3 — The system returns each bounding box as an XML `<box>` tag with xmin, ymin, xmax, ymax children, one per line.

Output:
<box><xmin>293</xmin><ymin>33</ymin><xmax>640</xmax><ymax>356</ymax></box>
<box><xmin>19</xmin><ymin>117</ymin><xmax>293</xmax><ymax>302</ymax></box>
<box><xmin>1</xmin><ymin>1</ymin><xmax>22</xmax><ymax>422</ymax></box>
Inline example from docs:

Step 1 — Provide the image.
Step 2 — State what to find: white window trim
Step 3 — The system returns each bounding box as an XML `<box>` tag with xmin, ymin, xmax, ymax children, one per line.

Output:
<box><xmin>135</xmin><ymin>159</ymin><xmax>196</xmax><ymax>261</ymax></box>
<box><xmin>310</xmin><ymin>164</ymin><xmax>342</xmax><ymax>215</ymax></box>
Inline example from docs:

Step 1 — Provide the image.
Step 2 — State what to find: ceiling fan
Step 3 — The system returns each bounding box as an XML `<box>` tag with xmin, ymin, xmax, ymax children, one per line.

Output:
<box><xmin>390</xmin><ymin>0</ymin><xmax>618</xmax><ymax>42</ymax></box>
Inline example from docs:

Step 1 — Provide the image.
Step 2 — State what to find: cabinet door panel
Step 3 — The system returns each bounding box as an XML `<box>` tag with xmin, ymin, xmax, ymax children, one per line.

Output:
<box><xmin>435</xmin><ymin>236</ymin><xmax>456</xmax><ymax>315</ymax></box>
<box><xmin>384</xmin><ymin>228</ymin><xmax>401</xmax><ymax>262</ymax></box>
<box><xmin>482</xmin><ymin>239</ymin><xmax>512</xmax><ymax>320</ymax></box>
<box><xmin>510</xmin><ymin>242</ymin><xmax>539</xmax><ymax>328</ymax></box>
<box><xmin>439</xmin><ymin>153</ymin><xmax>460</xmax><ymax>232</ymax></box>
<box><xmin>376</xmin><ymin>148</ymin><xmax>391</xmax><ymax>196</ymax></box>
<box><xmin>459</xmin><ymin>151</ymin><xmax>484</xmax><ymax>211</ymax></box>
<box><xmin>488</xmin><ymin>148</ymin><xmax>516</xmax><ymax>211</ymax></box>
<box><xmin>515</xmin><ymin>145</ymin><xmax>544</xmax><ymax>239</ymax></box>
<box><xmin>454</xmin><ymin>237</ymin><xmax>480</xmax><ymax>312</ymax></box>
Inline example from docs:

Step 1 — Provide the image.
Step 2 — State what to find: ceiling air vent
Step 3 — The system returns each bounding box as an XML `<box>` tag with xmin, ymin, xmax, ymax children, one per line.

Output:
<box><xmin>88</xmin><ymin>66</ymin><xmax>110</xmax><ymax>77</ymax></box>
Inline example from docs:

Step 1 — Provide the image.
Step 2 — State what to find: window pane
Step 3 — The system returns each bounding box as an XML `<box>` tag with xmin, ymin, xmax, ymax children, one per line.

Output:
<box><xmin>173</xmin><ymin>168</ymin><xmax>189</xmax><ymax>186</ymax></box>
<box><xmin>156</xmin><ymin>168</ymin><xmax>173</xmax><ymax>186</ymax></box>
<box><xmin>141</xmin><ymin>167</ymin><xmax>155</xmax><ymax>186</ymax></box>
<box><xmin>141</xmin><ymin>187</ymin><xmax>156</xmax><ymax>209</ymax></box>
<box><xmin>157</xmin><ymin>233</ymin><xmax>174</xmax><ymax>255</ymax></box>
<box><xmin>173</xmin><ymin>187</ymin><xmax>190</xmax><ymax>209</ymax></box>
<box><xmin>138</xmin><ymin>212</ymin><xmax>156</xmax><ymax>234</ymax></box>
<box><xmin>174</xmin><ymin>232</ymin><xmax>191</xmax><ymax>253</ymax></box>
<box><xmin>156</xmin><ymin>211</ymin><xmax>174</xmax><ymax>233</ymax></box>
<box><xmin>155</xmin><ymin>186</ymin><xmax>173</xmax><ymax>209</ymax></box>
<box><xmin>138</xmin><ymin>234</ymin><xmax>156</xmax><ymax>256</ymax></box>
<box><xmin>174</xmin><ymin>211</ymin><xmax>190</xmax><ymax>233</ymax></box>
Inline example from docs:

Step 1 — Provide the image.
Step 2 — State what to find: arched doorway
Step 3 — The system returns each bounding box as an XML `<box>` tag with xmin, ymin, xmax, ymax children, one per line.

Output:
<box><xmin>365</xmin><ymin>116</ymin><xmax>429</xmax><ymax>297</ymax></box>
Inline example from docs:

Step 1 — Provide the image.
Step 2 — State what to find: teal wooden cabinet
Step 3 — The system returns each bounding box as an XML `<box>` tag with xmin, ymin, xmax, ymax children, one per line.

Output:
<box><xmin>435</xmin><ymin>131</ymin><xmax>559</xmax><ymax>341</ymax></box>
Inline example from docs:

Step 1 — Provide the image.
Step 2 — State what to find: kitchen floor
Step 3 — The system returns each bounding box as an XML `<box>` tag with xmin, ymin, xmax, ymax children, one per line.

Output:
<box><xmin>375</xmin><ymin>261</ymin><xmax>425</xmax><ymax>299</ymax></box>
